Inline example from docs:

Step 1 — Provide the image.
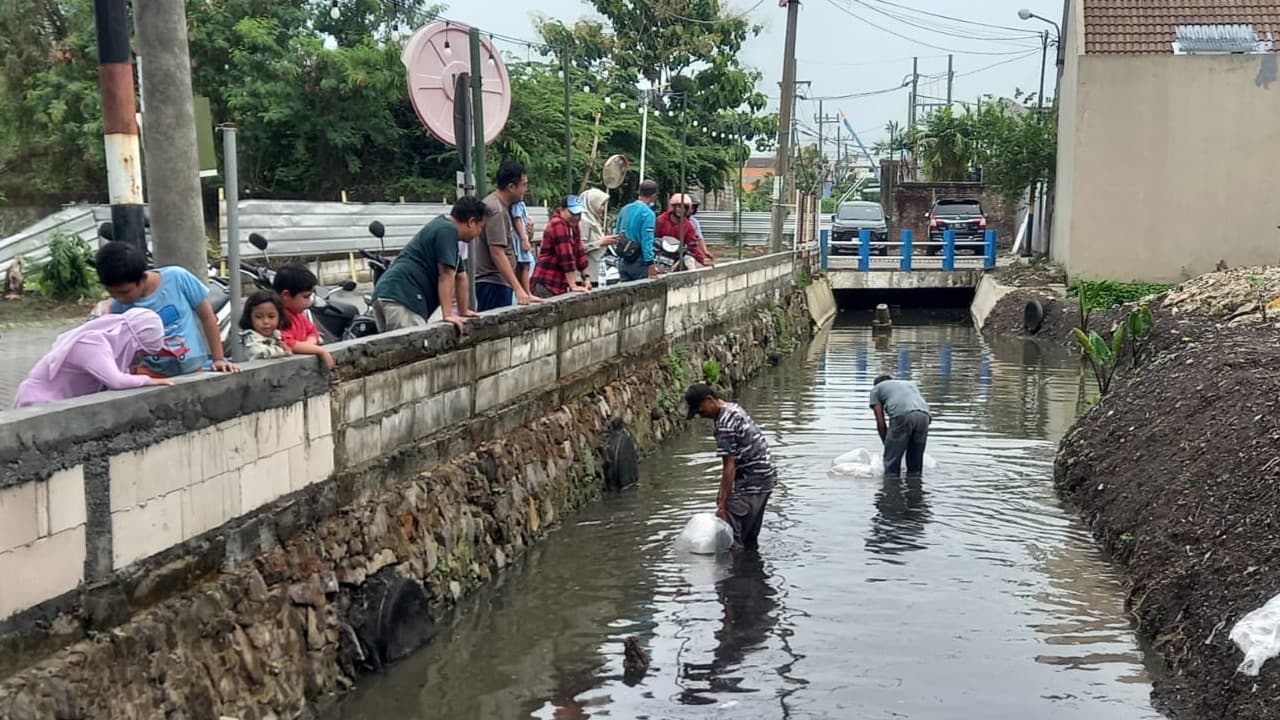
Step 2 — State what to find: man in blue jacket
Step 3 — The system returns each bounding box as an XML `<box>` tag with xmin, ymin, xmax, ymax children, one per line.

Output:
<box><xmin>613</xmin><ymin>179</ymin><xmax>659</xmax><ymax>282</ymax></box>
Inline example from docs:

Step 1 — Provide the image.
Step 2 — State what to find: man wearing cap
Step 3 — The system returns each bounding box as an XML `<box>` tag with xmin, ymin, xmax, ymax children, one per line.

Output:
<box><xmin>686</xmin><ymin>383</ymin><xmax>777</xmax><ymax>551</ymax></box>
<box><xmin>614</xmin><ymin>179</ymin><xmax>660</xmax><ymax>283</ymax></box>
<box><xmin>531</xmin><ymin>195</ymin><xmax>591</xmax><ymax>298</ymax></box>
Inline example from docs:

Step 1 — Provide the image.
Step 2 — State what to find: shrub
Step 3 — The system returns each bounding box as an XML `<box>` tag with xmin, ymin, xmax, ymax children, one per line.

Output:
<box><xmin>702</xmin><ymin>359</ymin><xmax>721</xmax><ymax>384</ymax></box>
<box><xmin>37</xmin><ymin>233</ymin><xmax>98</xmax><ymax>301</ymax></box>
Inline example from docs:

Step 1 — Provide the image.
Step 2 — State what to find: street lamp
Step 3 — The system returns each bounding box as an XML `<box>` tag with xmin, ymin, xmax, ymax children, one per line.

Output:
<box><xmin>1018</xmin><ymin>9</ymin><xmax>1061</xmax><ymax>111</ymax></box>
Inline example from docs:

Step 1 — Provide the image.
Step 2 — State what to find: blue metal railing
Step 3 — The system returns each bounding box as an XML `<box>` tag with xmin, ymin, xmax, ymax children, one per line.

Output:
<box><xmin>822</xmin><ymin>228</ymin><xmax>998</xmax><ymax>271</ymax></box>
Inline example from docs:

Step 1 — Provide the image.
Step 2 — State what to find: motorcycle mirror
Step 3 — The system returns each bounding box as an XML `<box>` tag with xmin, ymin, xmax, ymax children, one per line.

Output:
<box><xmin>341</xmin><ymin>280</ymin><xmax>357</xmax><ymax>292</ymax></box>
<box><xmin>248</xmin><ymin>233</ymin><xmax>268</xmax><ymax>251</ymax></box>
<box><xmin>368</xmin><ymin>221</ymin><xmax>385</xmax><ymax>239</ymax></box>
<box><xmin>98</xmin><ymin>222</ymin><xmax>114</xmax><ymax>241</ymax></box>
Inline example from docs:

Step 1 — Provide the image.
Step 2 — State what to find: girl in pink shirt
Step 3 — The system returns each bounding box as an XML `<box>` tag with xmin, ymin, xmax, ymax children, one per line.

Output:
<box><xmin>13</xmin><ymin>308</ymin><xmax>173</xmax><ymax>408</ymax></box>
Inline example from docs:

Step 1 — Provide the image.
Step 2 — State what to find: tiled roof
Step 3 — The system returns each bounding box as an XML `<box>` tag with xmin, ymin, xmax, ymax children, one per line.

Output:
<box><xmin>1083</xmin><ymin>0</ymin><xmax>1280</xmax><ymax>54</ymax></box>
<box><xmin>744</xmin><ymin>157</ymin><xmax>775</xmax><ymax>169</ymax></box>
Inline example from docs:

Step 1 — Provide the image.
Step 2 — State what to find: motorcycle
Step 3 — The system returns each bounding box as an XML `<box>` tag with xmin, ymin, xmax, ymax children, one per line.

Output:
<box><xmin>241</xmin><ymin>233</ymin><xmax>362</xmax><ymax>345</ymax></box>
<box><xmin>597</xmin><ymin>246</ymin><xmax>621</xmax><ymax>287</ymax></box>
<box><xmin>341</xmin><ymin>221</ymin><xmax>387</xmax><ymax>341</ymax></box>
<box><xmin>654</xmin><ymin>235</ymin><xmax>685</xmax><ymax>275</ymax></box>
<box><xmin>90</xmin><ymin>222</ymin><xmax>235</xmax><ymax>347</ymax></box>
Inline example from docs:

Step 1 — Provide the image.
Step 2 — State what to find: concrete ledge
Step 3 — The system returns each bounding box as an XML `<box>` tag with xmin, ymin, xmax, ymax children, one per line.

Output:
<box><xmin>828</xmin><ymin>268</ymin><xmax>982</xmax><ymax>290</ymax></box>
<box><xmin>970</xmin><ymin>273</ymin><xmax>1019</xmax><ymax>329</ymax></box>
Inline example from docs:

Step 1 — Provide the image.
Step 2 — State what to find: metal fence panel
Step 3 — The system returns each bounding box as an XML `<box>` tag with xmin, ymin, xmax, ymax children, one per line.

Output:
<box><xmin>0</xmin><ymin>205</ymin><xmax>110</xmax><ymax>276</ymax></box>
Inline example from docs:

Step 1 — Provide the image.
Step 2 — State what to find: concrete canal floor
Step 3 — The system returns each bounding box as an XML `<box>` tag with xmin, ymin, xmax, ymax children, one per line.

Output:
<box><xmin>326</xmin><ymin>311</ymin><xmax>1160</xmax><ymax>719</ymax></box>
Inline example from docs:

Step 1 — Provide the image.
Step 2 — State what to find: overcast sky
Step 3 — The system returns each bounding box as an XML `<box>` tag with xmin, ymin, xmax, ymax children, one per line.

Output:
<box><xmin>435</xmin><ymin>0</ymin><xmax>1063</xmax><ymax>151</ymax></box>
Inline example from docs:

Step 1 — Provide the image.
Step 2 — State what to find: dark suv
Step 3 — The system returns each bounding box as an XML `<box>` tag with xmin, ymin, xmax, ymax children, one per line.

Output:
<box><xmin>926</xmin><ymin>198</ymin><xmax>987</xmax><ymax>256</ymax></box>
<box><xmin>830</xmin><ymin>201</ymin><xmax>889</xmax><ymax>255</ymax></box>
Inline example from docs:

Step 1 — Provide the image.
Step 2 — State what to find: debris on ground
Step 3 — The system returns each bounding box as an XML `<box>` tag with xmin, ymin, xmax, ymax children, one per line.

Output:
<box><xmin>1162</xmin><ymin>266</ymin><xmax>1280</xmax><ymax>324</ymax></box>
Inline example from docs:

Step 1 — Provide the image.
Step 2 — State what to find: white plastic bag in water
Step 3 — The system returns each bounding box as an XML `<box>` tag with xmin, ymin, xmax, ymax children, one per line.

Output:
<box><xmin>675</xmin><ymin>513</ymin><xmax>734</xmax><ymax>555</ymax></box>
<box><xmin>1231</xmin><ymin>593</ymin><xmax>1280</xmax><ymax>675</ymax></box>
<box><xmin>828</xmin><ymin>447</ymin><xmax>938</xmax><ymax>478</ymax></box>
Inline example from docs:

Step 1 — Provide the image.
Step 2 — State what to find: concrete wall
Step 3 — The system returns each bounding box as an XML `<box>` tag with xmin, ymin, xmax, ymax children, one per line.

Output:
<box><xmin>1053</xmin><ymin>47</ymin><xmax>1280</xmax><ymax>281</ymax></box>
<box><xmin>0</xmin><ymin>254</ymin><xmax>796</xmax><ymax>656</ymax></box>
<box><xmin>890</xmin><ymin>182</ymin><xmax>1017</xmax><ymax>248</ymax></box>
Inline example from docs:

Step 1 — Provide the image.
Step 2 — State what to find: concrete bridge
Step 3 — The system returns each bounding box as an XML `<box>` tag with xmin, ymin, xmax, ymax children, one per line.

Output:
<box><xmin>820</xmin><ymin>229</ymin><xmax>996</xmax><ymax>291</ymax></box>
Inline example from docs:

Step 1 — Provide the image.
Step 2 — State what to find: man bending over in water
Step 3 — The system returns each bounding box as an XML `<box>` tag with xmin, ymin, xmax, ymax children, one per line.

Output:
<box><xmin>870</xmin><ymin>375</ymin><xmax>932</xmax><ymax>476</ymax></box>
<box><xmin>686</xmin><ymin>383</ymin><xmax>777</xmax><ymax>551</ymax></box>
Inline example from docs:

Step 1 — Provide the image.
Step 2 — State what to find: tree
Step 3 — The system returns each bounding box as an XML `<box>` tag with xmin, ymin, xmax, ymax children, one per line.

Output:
<box><xmin>970</xmin><ymin>96</ymin><xmax>1056</xmax><ymax>201</ymax></box>
<box><xmin>908</xmin><ymin>106</ymin><xmax>974</xmax><ymax>182</ymax></box>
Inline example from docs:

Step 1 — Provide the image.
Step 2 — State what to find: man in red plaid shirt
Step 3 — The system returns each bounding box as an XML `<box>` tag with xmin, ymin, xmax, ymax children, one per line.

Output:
<box><xmin>531</xmin><ymin>195</ymin><xmax>591</xmax><ymax>298</ymax></box>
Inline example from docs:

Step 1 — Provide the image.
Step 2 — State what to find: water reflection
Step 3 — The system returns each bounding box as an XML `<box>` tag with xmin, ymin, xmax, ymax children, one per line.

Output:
<box><xmin>866</xmin><ymin>475</ymin><xmax>933</xmax><ymax>563</ymax></box>
<box><xmin>327</xmin><ymin>315</ymin><xmax>1161</xmax><ymax>720</ymax></box>
<box><xmin>678</xmin><ymin>552</ymin><xmax>779</xmax><ymax>704</ymax></box>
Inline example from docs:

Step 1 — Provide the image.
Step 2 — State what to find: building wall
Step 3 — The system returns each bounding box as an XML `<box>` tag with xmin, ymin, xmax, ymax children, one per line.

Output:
<box><xmin>1051</xmin><ymin>0</ymin><xmax>1085</xmax><ymax>272</ymax></box>
<box><xmin>890</xmin><ymin>182</ymin><xmax>1018</xmax><ymax>249</ymax></box>
<box><xmin>1056</xmin><ymin>51</ymin><xmax>1280</xmax><ymax>281</ymax></box>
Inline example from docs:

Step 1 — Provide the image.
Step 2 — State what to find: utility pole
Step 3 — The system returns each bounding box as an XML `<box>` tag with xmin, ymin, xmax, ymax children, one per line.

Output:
<box><xmin>909</xmin><ymin>56</ymin><xmax>919</xmax><ymax>179</ymax></box>
<box><xmin>769</xmin><ymin>0</ymin><xmax>801</xmax><ymax>253</ymax></box>
<box><xmin>562</xmin><ymin>46</ymin><xmax>573</xmax><ymax>193</ymax></box>
<box><xmin>135</xmin><ymin>0</ymin><xmax>206</xmax><ymax>275</ymax></box>
<box><xmin>92</xmin><ymin>0</ymin><xmax>145</xmax><ymax>254</ymax></box>
<box><xmin>814</xmin><ymin>101</ymin><xmax>839</xmax><ymax>165</ymax></box>
<box><xmin>946</xmin><ymin>54</ymin><xmax>954</xmax><ymax>106</ymax></box>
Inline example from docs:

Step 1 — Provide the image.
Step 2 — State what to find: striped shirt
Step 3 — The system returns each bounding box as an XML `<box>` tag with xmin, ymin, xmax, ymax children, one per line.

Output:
<box><xmin>714</xmin><ymin>403</ymin><xmax>777</xmax><ymax>495</ymax></box>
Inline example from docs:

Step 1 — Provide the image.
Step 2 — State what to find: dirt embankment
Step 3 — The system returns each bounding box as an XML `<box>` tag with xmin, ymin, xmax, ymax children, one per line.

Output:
<box><xmin>1055</xmin><ymin>267</ymin><xmax>1280</xmax><ymax>719</ymax></box>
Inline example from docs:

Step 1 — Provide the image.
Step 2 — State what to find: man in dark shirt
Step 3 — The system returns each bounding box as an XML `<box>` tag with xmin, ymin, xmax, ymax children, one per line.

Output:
<box><xmin>371</xmin><ymin>197</ymin><xmax>486</xmax><ymax>334</ymax></box>
<box><xmin>686</xmin><ymin>383</ymin><xmax>778</xmax><ymax>551</ymax></box>
<box><xmin>531</xmin><ymin>195</ymin><xmax>590</xmax><ymax>298</ymax></box>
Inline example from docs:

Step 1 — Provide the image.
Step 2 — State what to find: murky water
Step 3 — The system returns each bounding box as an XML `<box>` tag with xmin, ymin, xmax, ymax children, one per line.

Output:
<box><xmin>328</xmin><ymin>312</ymin><xmax>1161</xmax><ymax>720</ymax></box>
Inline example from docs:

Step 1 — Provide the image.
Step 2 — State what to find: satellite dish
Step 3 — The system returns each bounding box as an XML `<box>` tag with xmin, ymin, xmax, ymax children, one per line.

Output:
<box><xmin>602</xmin><ymin>154</ymin><xmax>629</xmax><ymax>189</ymax></box>
<box><xmin>402</xmin><ymin>22</ymin><xmax>511</xmax><ymax>147</ymax></box>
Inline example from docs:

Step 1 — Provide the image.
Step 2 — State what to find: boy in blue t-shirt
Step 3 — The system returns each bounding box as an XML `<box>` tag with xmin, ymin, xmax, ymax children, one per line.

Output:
<box><xmin>95</xmin><ymin>241</ymin><xmax>239</xmax><ymax>376</ymax></box>
<box><xmin>510</xmin><ymin>199</ymin><xmax>535</xmax><ymax>297</ymax></box>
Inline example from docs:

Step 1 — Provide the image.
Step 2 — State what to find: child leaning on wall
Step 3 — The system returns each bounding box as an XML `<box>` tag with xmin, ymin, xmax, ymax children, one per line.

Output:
<box><xmin>239</xmin><ymin>290</ymin><xmax>292</xmax><ymax>361</ymax></box>
<box><xmin>271</xmin><ymin>264</ymin><xmax>336</xmax><ymax>370</ymax></box>
<box><xmin>95</xmin><ymin>241</ymin><xmax>239</xmax><ymax>376</ymax></box>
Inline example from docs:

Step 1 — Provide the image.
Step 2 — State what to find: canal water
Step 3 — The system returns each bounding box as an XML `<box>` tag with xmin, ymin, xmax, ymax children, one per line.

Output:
<box><xmin>328</xmin><ymin>311</ymin><xmax>1161</xmax><ymax>720</ymax></box>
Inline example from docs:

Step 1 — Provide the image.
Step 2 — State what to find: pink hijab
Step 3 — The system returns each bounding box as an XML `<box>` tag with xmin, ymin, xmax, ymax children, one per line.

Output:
<box><xmin>44</xmin><ymin>308</ymin><xmax>166</xmax><ymax>376</ymax></box>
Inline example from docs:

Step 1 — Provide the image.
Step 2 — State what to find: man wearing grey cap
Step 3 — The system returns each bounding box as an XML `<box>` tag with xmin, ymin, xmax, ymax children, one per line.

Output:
<box><xmin>685</xmin><ymin>383</ymin><xmax>777</xmax><ymax>551</ymax></box>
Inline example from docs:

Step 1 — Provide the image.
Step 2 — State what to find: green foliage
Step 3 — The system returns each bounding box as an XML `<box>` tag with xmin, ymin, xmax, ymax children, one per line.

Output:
<box><xmin>794</xmin><ymin>270</ymin><xmax>810</xmax><ymax>289</ymax></box>
<box><xmin>659</xmin><ymin>345</ymin><xmax>694</xmax><ymax>412</ymax></box>
<box><xmin>1072</xmin><ymin>325</ymin><xmax>1125</xmax><ymax>396</ymax></box>
<box><xmin>35</xmin><ymin>232</ymin><xmax>97</xmax><ymax>300</ymax></box>
<box><xmin>1073</xmin><ymin>304</ymin><xmax>1157</xmax><ymax>396</ymax></box>
<box><xmin>902</xmin><ymin>96</ymin><xmax>1057</xmax><ymax>200</ymax></box>
<box><xmin>702</xmin><ymin>359</ymin><xmax>721</xmax><ymax>385</ymax></box>
<box><xmin>1069</xmin><ymin>281</ymin><xmax>1172</xmax><ymax>311</ymax></box>
<box><xmin>743</xmin><ymin>175</ymin><xmax>774</xmax><ymax>212</ymax></box>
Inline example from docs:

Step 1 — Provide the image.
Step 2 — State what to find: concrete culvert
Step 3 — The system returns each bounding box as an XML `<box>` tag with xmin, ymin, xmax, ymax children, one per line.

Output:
<box><xmin>348</xmin><ymin>568</ymin><xmax>434</xmax><ymax>673</ymax></box>
<box><xmin>604</xmin><ymin>417</ymin><xmax>639</xmax><ymax>491</ymax></box>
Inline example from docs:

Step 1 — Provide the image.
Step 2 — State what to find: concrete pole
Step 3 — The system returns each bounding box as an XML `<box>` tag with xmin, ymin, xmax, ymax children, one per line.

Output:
<box><xmin>639</xmin><ymin>92</ymin><xmax>649</xmax><ymax>181</ymax></box>
<box><xmin>134</xmin><ymin>0</ymin><xmax>206</xmax><ymax>275</ymax></box>
<box><xmin>562</xmin><ymin>47</ymin><xmax>573</xmax><ymax>194</ymax></box>
<box><xmin>769</xmin><ymin>0</ymin><xmax>801</xmax><ymax>253</ymax></box>
<box><xmin>92</xmin><ymin>0</ymin><xmax>146</xmax><ymax>255</ymax></box>
<box><xmin>221</xmin><ymin>125</ymin><xmax>242</xmax><ymax>363</ymax></box>
<box><xmin>468</xmin><ymin>28</ymin><xmax>486</xmax><ymax>310</ymax></box>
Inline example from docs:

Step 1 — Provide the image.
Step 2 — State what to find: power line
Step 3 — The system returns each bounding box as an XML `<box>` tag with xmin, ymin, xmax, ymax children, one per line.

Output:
<box><xmin>953</xmin><ymin>49</ymin><xmax>1041</xmax><ymax>79</ymax></box>
<box><xmin>653</xmin><ymin>0</ymin><xmax>769</xmax><ymax>26</ymax></box>
<box><xmin>823</xmin><ymin>0</ymin><xmax>1042</xmax><ymax>56</ymax></box>
<box><xmin>848</xmin><ymin>0</ymin><xmax>1040</xmax><ymax>43</ymax></box>
<box><xmin>868</xmin><ymin>0</ymin><xmax>1039</xmax><ymax>34</ymax></box>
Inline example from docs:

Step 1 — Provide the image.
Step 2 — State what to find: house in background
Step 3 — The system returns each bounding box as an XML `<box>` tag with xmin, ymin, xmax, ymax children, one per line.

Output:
<box><xmin>740</xmin><ymin>157</ymin><xmax>775</xmax><ymax>192</ymax></box>
<box><xmin>1052</xmin><ymin>0</ymin><xmax>1280</xmax><ymax>282</ymax></box>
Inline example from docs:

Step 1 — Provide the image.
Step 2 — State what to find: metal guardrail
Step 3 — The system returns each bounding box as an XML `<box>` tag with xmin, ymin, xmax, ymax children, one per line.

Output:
<box><xmin>0</xmin><ymin>205</ymin><xmax>111</xmax><ymax>275</ymax></box>
<box><xmin>819</xmin><ymin>228</ymin><xmax>997</xmax><ymax>271</ymax></box>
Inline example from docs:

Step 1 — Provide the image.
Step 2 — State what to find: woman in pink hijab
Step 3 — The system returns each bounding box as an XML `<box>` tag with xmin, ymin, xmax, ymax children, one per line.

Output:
<box><xmin>13</xmin><ymin>308</ymin><xmax>174</xmax><ymax>408</ymax></box>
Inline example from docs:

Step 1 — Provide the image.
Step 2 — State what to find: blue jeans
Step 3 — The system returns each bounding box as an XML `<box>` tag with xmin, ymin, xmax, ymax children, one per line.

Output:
<box><xmin>476</xmin><ymin>282</ymin><xmax>514</xmax><ymax>312</ymax></box>
<box><xmin>883</xmin><ymin>411</ymin><xmax>930</xmax><ymax>476</ymax></box>
<box><xmin>619</xmin><ymin>259</ymin><xmax>651</xmax><ymax>282</ymax></box>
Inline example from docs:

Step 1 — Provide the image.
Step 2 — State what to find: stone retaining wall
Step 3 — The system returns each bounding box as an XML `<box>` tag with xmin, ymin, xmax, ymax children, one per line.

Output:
<box><xmin>0</xmin><ymin>254</ymin><xmax>808</xmax><ymax>718</ymax></box>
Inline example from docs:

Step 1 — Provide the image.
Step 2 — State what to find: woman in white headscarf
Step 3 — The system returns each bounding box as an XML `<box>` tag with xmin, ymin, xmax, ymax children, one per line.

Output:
<box><xmin>578</xmin><ymin>188</ymin><xmax>617</xmax><ymax>287</ymax></box>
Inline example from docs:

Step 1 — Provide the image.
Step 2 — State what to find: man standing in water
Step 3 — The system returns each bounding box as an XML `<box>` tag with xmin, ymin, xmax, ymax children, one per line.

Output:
<box><xmin>685</xmin><ymin>383</ymin><xmax>777</xmax><ymax>551</ymax></box>
<box><xmin>869</xmin><ymin>375</ymin><xmax>932</xmax><ymax>476</ymax></box>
